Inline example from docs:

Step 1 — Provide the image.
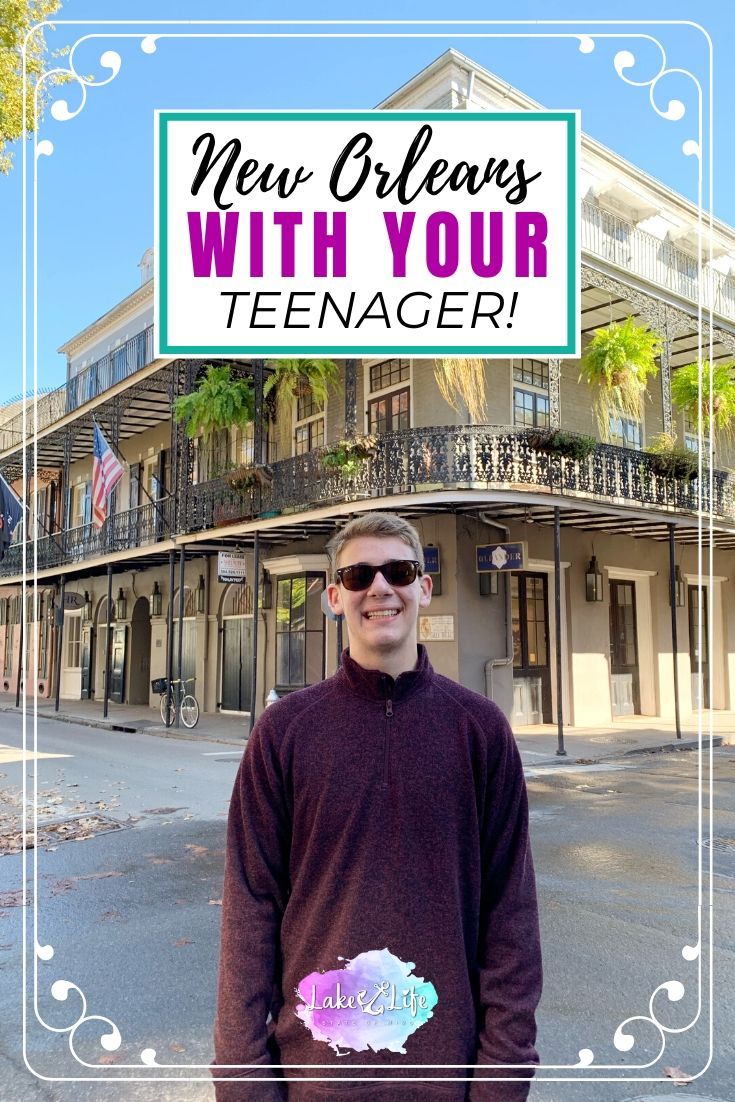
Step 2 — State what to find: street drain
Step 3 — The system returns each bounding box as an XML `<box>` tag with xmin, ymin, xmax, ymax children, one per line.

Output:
<box><xmin>1</xmin><ymin>813</ymin><xmax>127</xmax><ymax>856</ymax></box>
<box><xmin>589</xmin><ymin>735</ymin><xmax>639</xmax><ymax>745</ymax></box>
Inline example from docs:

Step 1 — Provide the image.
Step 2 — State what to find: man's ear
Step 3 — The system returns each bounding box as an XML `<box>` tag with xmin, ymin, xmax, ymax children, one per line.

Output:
<box><xmin>418</xmin><ymin>574</ymin><xmax>433</xmax><ymax>607</ymax></box>
<box><xmin>326</xmin><ymin>581</ymin><xmax>344</xmax><ymax>616</ymax></box>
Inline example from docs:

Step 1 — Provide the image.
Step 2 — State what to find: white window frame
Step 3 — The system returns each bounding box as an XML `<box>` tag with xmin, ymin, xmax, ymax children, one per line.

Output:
<box><xmin>363</xmin><ymin>358</ymin><xmax>413</xmax><ymax>435</ymax></box>
<box><xmin>65</xmin><ymin>612</ymin><xmax>82</xmax><ymax>669</ymax></box>
<box><xmin>292</xmin><ymin>388</ymin><xmax>326</xmax><ymax>457</ymax></box>
<box><xmin>510</xmin><ymin>359</ymin><xmax>551</xmax><ymax>429</ymax></box>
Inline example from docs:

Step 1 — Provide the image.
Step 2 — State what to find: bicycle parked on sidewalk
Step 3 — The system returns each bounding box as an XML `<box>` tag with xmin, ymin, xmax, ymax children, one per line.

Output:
<box><xmin>151</xmin><ymin>676</ymin><xmax>200</xmax><ymax>729</ymax></box>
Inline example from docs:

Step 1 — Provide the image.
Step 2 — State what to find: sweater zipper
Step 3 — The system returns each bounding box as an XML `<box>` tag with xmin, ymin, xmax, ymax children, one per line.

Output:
<box><xmin>381</xmin><ymin>676</ymin><xmax>393</xmax><ymax>788</ymax></box>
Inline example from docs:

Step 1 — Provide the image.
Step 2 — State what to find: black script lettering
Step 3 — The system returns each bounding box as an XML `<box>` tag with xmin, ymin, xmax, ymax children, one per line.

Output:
<box><xmin>191</xmin><ymin>133</ymin><xmax>313</xmax><ymax>211</ymax></box>
<box><xmin>330</xmin><ymin>132</ymin><xmax>373</xmax><ymax>202</ymax></box>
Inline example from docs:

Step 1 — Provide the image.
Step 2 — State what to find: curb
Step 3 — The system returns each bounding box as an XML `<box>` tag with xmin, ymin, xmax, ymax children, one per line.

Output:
<box><xmin>0</xmin><ymin>705</ymin><xmax>247</xmax><ymax>747</ymax></box>
<box><xmin>523</xmin><ymin>735</ymin><xmax>724</xmax><ymax>770</ymax></box>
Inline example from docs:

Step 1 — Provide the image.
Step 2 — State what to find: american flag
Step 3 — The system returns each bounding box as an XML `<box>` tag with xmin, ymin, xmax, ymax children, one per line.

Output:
<box><xmin>92</xmin><ymin>423</ymin><xmax>124</xmax><ymax>529</ymax></box>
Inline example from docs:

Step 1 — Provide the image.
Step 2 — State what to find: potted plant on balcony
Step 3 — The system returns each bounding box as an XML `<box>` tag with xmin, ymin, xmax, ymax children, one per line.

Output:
<box><xmin>579</xmin><ymin>317</ymin><xmax>662</xmax><ymax>439</ymax></box>
<box><xmin>525</xmin><ymin>428</ymin><xmax>597</xmax><ymax>462</ymax></box>
<box><xmin>321</xmin><ymin>435</ymin><xmax>378</xmax><ymax>479</ymax></box>
<box><xmin>225</xmin><ymin>464</ymin><xmax>274</xmax><ymax>492</ymax></box>
<box><xmin>173</xmin><ymin>363</ymin><xmax>254</xmax><ymax>440</ymax></box>
<box><xmin>264</xmin><ymin>358</ymin><xmax>340</xmax><ymax>420</ymax></box>
<box><xmin>670</xmin><ymin>359</ymin><xmax>735</xmax><ymax>453</ymax></box>
<box><xmin>645</xmin><ymin>432</ymin><xmax>699</xmax><ymax>482</ymax></box>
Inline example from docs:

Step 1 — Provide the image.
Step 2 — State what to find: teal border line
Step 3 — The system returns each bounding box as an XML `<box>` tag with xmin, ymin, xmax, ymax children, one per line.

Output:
<box><xmin>156</xmin><ymin>110</ymin><xmax>579</xmax><ymax>357</ymax></box>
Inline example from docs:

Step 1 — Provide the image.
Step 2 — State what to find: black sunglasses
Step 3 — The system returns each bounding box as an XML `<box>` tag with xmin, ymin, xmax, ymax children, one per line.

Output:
<box><xmin>334</xmin><ymin>559</ymin><xmax>422</xmax><ymax>592</ymax></box>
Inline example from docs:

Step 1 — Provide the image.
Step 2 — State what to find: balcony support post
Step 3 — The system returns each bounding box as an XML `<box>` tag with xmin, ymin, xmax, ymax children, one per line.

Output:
<box><xmin>249</xmin><ymin>529</ymin><xmax>260</xmax><ymax>735</ymax></box>
<box><xmin>176</xmin><ymin>544</ymin><xmax>186</xmax><ymax>729</ymax></box>
<box><xmin>669</xmin><ymin>523</ymin><xmax>682</xmax><ymax>740</ymax></box>
<box><xmin>345</xmin><ymin>359</ymin><xmax>358</xmax><ymax>437</ymax></box>
<box><xmin>660</xmin><ymin>321</ymin><xmax>674</xmax><ymax>437</ymax></box>
<box><xmin>54</xmin><ymin>575</ymin><xmax>65</xmax><ymax>712</ymax></box>
<box><xmin>548</xmin><ymin>358</ymin><xmax>561</xmax><ymax>429</ymax></box>
<box><xmin>554</xmin><ymin>507</ymin><xmax>566</xmax><ymax>756</ymax></box>
<box><xmin>253</xmin><ymin>359</ymin><xmax>265</xmax><ymax>465</ymax></box>
<box><xmin>103</xmin><ymin>563</ymin><xmax>112</xmax><ymax>719</ymax></box>
<box><xmin>166</xmin><ymin>548</ymin><xmax>176</xmax><ymax>722</ymax></box>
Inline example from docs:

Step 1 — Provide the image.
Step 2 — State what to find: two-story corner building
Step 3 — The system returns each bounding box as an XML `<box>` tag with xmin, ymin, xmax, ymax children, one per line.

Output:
<box><xmin>1</xmin><ymin>48</ymin><xmax>734</xmax><ymax>733</ymax></box>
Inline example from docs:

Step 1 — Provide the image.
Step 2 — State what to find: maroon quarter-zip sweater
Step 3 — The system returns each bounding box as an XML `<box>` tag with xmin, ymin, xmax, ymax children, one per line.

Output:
<box><xmin>213</xmin><ymin>646</ymin><xmax>542</xmax><ymax>1101</ymax></box>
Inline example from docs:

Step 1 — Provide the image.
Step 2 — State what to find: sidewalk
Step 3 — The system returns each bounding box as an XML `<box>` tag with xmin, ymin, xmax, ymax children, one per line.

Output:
<box><xmin>2</xmin><ymin>696</ymin><xmax>731</xmax><ymax>766</ymax></box>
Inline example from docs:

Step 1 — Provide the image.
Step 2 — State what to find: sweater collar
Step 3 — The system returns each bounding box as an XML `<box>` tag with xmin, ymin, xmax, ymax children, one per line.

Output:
<box><xmin>335</xmin><ymin>644</ymin><xmax>433</xmax><ymax>703</ymax></box>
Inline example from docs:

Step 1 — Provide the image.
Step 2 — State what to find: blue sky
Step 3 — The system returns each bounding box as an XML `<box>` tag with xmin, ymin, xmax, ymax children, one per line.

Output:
<box><xmin>1</xmin><ymin>2</ymin><xmax>731</xmax><ymax>404</ymax></box>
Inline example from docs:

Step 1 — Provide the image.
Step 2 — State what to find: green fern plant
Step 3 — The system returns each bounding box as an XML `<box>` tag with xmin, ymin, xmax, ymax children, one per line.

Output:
<box><xmin>173</xmin><ymin>365</ymin><xmax>254</xmax><ymax>440</ymax></box>
<box><xmin>579</xmin><ymin>317</ymin><xmax>662</xmax><ymax>439</ymax></box>
<box><xmin>263</xmin><ymin>358</ymin><xmax>340</xmax><ymax>421</ymax></box>
<box><xmin>670</xmin><ymin>359</ymin><xmax>735</xmax><ymax>446</ymax></box>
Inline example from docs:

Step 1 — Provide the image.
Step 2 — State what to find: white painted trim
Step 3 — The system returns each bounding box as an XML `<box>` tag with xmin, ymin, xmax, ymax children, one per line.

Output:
<box><xmin>262</xmin><ymin>554</ymin><xmax>329</xmax><ymax>575</ymax></box>
<box><xmin>683</xmin><ymin>573</ymin><xmax>728</xmax><ymax>584</ymax></box>
<box><xmin>604</xmin><ymin>565</ymin><xmax>658</xmax><ymax>579</ymax></box>
<box><xmin>528</xmin><ymin>558</ymin><xmax>572</xmax><ymax>570</ymax></box>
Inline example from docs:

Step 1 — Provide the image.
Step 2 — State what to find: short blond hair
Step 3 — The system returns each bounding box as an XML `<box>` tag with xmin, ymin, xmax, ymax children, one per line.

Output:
<box><xmin>326</xmin><ymin>512</ymin><xmax>424</xmax><ymax>573</ymax></box>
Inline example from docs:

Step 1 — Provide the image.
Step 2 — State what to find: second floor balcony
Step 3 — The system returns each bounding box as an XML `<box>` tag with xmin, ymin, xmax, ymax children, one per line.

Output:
<box><xmin>1</xmin><ymin>428</ymin><xmax>732</xmax><ymax>580</ymax></box>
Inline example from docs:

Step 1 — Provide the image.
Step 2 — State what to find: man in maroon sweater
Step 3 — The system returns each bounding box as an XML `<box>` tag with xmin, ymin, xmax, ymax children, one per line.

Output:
<box><xmin>213</xmin><ymin>512</ymin><xmax>542</xmax><ymax>1100</ymax></box>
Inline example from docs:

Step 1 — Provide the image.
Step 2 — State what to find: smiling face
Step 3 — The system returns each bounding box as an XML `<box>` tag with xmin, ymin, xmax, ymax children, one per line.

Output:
<box><xmin>326</xmin><ymin>535</ymin><xmax>432</xmax><ymax>678</ymax></box>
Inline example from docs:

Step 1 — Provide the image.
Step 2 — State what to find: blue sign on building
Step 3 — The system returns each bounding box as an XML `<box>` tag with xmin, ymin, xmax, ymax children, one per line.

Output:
<box><xmin>423</xmin><ymin>546</ymin><xmax>441</xmax><ymax>574</ymax></box>
<box><xmin>476</xmin><ymin>542</ymin><xmax>527</xmax><ymax>572</ymax></box>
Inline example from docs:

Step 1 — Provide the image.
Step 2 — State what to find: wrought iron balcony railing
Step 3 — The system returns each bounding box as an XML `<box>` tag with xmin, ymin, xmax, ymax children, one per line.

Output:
<box><xmin>0</xmin><ymin>326</ymin><xmax>155</xmax><ymax>454</ymax></box>
<box><xmin>581</xmin><ymin>200</ymin><xmax>735</xmax><ymax>322</ymax></box>
<box><xmin>1</xmin><ymin>429</ymin><xmax>731</xmax><ymax>580</ymax></box>
<box><xmin>183</xmin><ymin>427</ymin><xmax>735</xmax><ymax>533</ymax></box>
<box><xmin>0</xmin><ymin>498</ymin><xmax>171</xmax><ymax>578</ymax></box>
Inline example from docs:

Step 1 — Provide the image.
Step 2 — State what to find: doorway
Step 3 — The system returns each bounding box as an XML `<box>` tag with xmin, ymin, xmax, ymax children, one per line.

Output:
<box><xmin>220</xmin><ymin>583</ymin><xmax>254</xmax><ymax>712</ymax></box>
<box><xmin>128</xmin><ymin>597</ymin><xmax>151</xmax><ymax>704</ymax></box>
<box><xmin>609</xmin><ymin>580</ymin><xmax>640</xmax><ymax>716</ymax></box>
<box><xmin>511</xmin><ymin>572</ymin><xmax>551</xmax><ymax>724</ymax></box>
<box><xmin>688</xmin><ymin>585</ymin><xmax>709</xmax><ymax>709</ymax></box>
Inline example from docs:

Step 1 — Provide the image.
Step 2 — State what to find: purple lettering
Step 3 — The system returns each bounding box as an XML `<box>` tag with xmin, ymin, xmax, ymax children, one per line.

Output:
<box><xmin>187</xmin><ymin>211</ymin><xmax>239</xmax><ymax>277</ymax></box>
<box><xmin>515</xmin><ymin>213</ymin><xmax>547</xmax><ymax>277</ymax></box>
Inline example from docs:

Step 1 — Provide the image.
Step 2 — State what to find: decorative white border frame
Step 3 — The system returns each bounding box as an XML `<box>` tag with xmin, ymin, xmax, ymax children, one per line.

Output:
<box><xmin>20</xmin><ymin>18</ymin><xmax>714</xmax><ymax>1088</ymax></box>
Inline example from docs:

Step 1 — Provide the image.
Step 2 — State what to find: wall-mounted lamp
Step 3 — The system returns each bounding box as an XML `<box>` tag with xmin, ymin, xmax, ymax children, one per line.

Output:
<box><xmin>674</xmin><ymin>565</ymin><xmax>686</xmax><ymax>608</ymax></box>
<box><xmin>197</xmin><ymin>574</ymin><xmax>206</xmax><ymax>614</ymax></box>
<box><xmin>585</xmin><ymin>556</ymin><xmax>604</xmax><ymax>602</ymax></box>
<box><xmin>586</xmin><ymin>559</ymin><xmax>603</xmax><ymax>603</ymax></box>
<box><xmin>116</xmin><ymin>587</ymin><xmax>127</xmax><ymax>620</ymax></box>
<box><xmin>260</xmin><ymin>569</ymin><xmax>273</xmax><ymax>610</ymax></box>
<box><xmin>479</xmin><ymin>572</ymin><xmax>499</xmax><ymax>597</ymax></box>
<box><xmin>150</xmin><ymin>581</ymin><xmax>162</xmax><ymax>617</ymax></box>
<box><xmin>83</xmin><ymin>590</ymin><xmax>92</xmax><ymax>621</ymax></box>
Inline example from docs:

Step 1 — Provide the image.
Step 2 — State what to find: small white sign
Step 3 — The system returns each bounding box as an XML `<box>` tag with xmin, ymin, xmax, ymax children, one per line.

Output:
<box><xmin>419</xmin><ymin>614</ymin><xmax>455</xmax><ymax>642</ymax></box>
<box><xmin>218</xmin><ymin>551</ymin><xmax>248</xmax><ymax>583</ymax></box>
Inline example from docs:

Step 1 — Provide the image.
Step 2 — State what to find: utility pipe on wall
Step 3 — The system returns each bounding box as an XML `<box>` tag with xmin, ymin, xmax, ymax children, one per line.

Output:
<box><xmin>478</xmin><ymin>513</ymin><xmax>513</xmax><ymax>704</ymax></box>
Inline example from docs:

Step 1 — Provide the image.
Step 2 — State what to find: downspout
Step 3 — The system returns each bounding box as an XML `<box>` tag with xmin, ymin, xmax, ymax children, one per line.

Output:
<box><xmin>478</xmin><ymin>513</ymin><xmax>513</xmax><ymax>702</ymax></box>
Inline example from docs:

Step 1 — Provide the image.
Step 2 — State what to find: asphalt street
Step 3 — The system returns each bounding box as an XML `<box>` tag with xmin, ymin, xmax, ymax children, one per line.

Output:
<box><xmin>0</xmin><ymin>713</ymin><xmax>731</xmax><ymax>1102</ymax></box>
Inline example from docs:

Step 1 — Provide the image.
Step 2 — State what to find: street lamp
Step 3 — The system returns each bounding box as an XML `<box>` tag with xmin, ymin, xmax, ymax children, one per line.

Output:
<box><xmin>150</xmin><ymin>581</ymin><xmax>162</xmax><ymax>617</ymax></box>
<box><xmin>83</xmin><ymin>591</ymin><xmax>92</xmax><ymax>621</ymax></box>
<box><xmin>197</xmin><ymin>574</ymin><xmax>206</xmax><ymax>614</ymax></box>
<box><xmin>585</xmin><ymin>556</ymin><xmax>603</xmax><ymax>602</ymax></box>
<box><xmin>116</xmin><ymin>587</ymin><xmax>127</xmax><ymax>620</ymax></box>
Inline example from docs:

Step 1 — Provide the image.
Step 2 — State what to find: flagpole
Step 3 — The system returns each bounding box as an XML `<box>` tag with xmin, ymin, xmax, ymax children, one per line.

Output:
<box><xmin>92</xmin><ymin>416</ymin><xmax>171</xmax><ymax>533</ymax></box>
